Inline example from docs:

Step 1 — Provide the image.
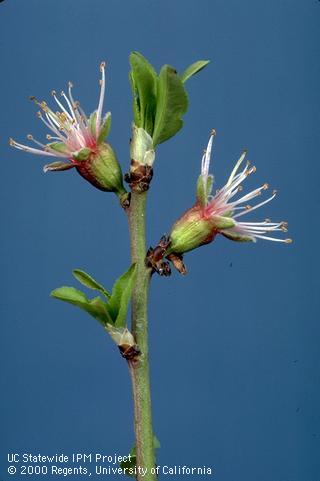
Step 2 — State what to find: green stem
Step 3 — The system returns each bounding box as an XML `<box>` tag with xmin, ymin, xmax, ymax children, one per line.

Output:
<box><xmin>127</xmin><ymin>191</ymin><xmax>156</xmax><ymax>481</ymax></box>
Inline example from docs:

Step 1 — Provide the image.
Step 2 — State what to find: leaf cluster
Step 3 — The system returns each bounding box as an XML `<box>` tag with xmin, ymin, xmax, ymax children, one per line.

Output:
<box><xmin>129</xmin><ymin>52</ymin><xmax>209</xmax><ymax>146</ymax></box>
<box><xmin>51</xmin><ymin>265</ymin><xmax>137</xmax><ymax>329</ymax></box>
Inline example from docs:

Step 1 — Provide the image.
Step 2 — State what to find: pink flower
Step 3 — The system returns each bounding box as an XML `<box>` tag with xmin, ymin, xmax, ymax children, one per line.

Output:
<box><xmin>169</xmin><ymin>131</ymin><xmax>291</xmax><ymax>255</ymax></box>
<box><xmin>10</xmin><ymin>63</ymin><xmax>126</xmax><ymax>197</ymax></box>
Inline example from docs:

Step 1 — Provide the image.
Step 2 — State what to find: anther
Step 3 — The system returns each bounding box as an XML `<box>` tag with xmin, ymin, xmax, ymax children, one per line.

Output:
<box><xmin>46</xmin><ymin>134</ymin><xmax>52</xmax><ymax>140</ymax></box>
<box><xmin>100</xmin><ymin>61</ymin><xmax>106</xmax><ymax>70</ymax></box>
<box><xmin>210</xmin><ymin>128</ymin><xmax>217</xmax><ymax>136</ymax></box>
<box><xmin>263</xmin><ymin>183</ymin><xmax>269</xmax><ymax>190</ymax></box>
<box><xmin>51</xmin><ymin>90</ymin><xmax>56</xmax><ymax>96</ymax></box>
<box><xmin>273</xmin><ymin>189</ymin><xmax>277</xmax><ymax>195</ymax></box>
<box><xmin>285</xmin><ymin>239</ymin><xmax>293</xmax><ymax>244</ymax></box>
<box><xmin>27</xmin><ymin>134</ymin><xmax>33</xmax><ymax>140</ymax></box>
<box><xmin>238</xmin><ymin>185</ymin><xmax>243</xmax><ymax>191</ymax></box>
<box><xmin>9</xmin><ymin>138</ymin><xmax>15</xmax><ymax>146</ymax></box>
<box><xmin>68</xmin><ymin>81</ymin><xmax>73</xmax><ymax>88</ymax></box>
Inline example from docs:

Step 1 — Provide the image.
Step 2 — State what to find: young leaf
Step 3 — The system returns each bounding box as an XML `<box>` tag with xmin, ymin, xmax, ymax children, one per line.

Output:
<box><xmin>152</xmin><ymin>65</ymin><xmax>188</xmax><ymax>146</ymax></box>
<box><xmin>129</xmin><ymin>52</ymin><xmax>158</xmax><ymax>135</ymax></box>
<box><xmin>180</xmin><ymin>60</ymin><xmax>210</xmax><ymax>83</ymax></box>
<box><xmin>51</xmin><ymin>286</ymin><xmax>112</xmax><ymax>326</ymax></box>
<box><xmin>73</xmin><ymin>269</ymin><xmax>111</xmax><ymax>299</ymax></box>
<box><xmin>129</xmin><ymin>72</ymin><xmax>141</xmax><ymax>127</ymax></box>
<box><xmin>108</xmin><ymin>264</ymin><xmax>137</xmax><ymax>327</ymax></box>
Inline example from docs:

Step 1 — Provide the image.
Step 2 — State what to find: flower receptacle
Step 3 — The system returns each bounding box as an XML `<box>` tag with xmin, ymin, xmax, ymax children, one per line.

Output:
<box><xmin>76</xmin><ymin>143</ymin><xmax>126</xmax><ymax>196</ymax></box>
<box><xmin>169</xmin><ymin>207</ymin><xmax>216</xmax><ymax>255</ymax></box>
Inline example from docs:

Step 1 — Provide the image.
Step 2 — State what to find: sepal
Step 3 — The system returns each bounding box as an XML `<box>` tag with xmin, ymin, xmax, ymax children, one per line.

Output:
<box><xmin>47</xmin><ymin>142</ymin><xmax>70</xmax><ymax>154</ymax></box>
<box><xmin>43</xmin><ymin>161</ymin><xmax>75</xmax><ymax>173</ymax></box>
<box><xmin>210</xmin><ymin>215</ymin><xmax>236</xmax><ymax>230</ymax></box>
<box><xmin>97</xmin><ymin>112</ymin><xmax>112</xmax><ymax>145</ymax></box>
<box><xmin>72</xmin><ymin>147</ymin><xmax>92</xmax><ymax>162</ymax></box>
<box><xmin>221</xmin><ymin>230</ymin><xmax>255</xmax><ymax>242</ymax></box>
<box><xmin>196</xmin><ymin>173</ymin><xmax>213</xmax><ymax>206</ymax></box>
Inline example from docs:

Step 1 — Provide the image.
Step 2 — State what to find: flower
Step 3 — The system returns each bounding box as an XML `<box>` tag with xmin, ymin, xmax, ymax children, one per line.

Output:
<box><xmin>10</xmin><ymin>63</ymin><xmax>126</xmax><ymax>198</ymax></box>
<box><xmin>168</xmin><ymin>131</ymin><xmax>292</xmax><ymax>255</ymax></box>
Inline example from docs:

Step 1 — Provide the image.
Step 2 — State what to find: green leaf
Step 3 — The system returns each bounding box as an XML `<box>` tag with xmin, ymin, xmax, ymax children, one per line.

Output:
<box><xmin>97</xmin><ymin>112</ymin><xmax>112</xmax><ymax>144</ymax></box>
<box><xmin>129</xmin><ymin>52</ymin><xmax>158</xmax><ymax>135</ymax></box>
<box><xmin>129</xmin><ymin>72</ymin><xmax>141</xmax><ymax>127</ymax></box>
<box><xmin>51</xmin><ymin>286</ymin><xmax>112</xmax><ymax>326</ymax></box>
<box><xmin>43</xmin><ymin>161</ymin><xmax>75</xmax><ymax>173</ymax></box>
<box><xmin>108</xmin><ymin>264</ymin><xmax>137</xmax><ymax>327</ymax></box>
<box><xmin>73</xmin><ymin>269</ymin><xmax>111</xmax><ymax>299</ymax></box>
<box><xmin>180</xmin><ymin>60</ymin><xmax>210</xmax><ymax>83</ymax></box>
<box><xmin>152</xmin><ymin>65</ymin><xmax>188</xmax><ymax>146</ymax></box>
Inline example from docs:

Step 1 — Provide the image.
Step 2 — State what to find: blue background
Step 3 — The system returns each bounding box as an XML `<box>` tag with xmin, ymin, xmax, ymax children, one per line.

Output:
<box><xmin>1</xmin><ymin>1</ymin><xmax>319</xmax><ymax>480</ymax></box>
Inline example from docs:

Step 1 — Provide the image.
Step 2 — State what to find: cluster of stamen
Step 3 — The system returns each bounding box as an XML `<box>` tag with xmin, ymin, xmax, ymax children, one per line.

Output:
<box><xmin>9</xmin><ymin>62</ymin><xmax>107</xmax><ymax>161</ymax></box>
<box><xmin>200</xmin><ymin>132</ymin><xmax>292</xmax><ymax>243</ymax></box>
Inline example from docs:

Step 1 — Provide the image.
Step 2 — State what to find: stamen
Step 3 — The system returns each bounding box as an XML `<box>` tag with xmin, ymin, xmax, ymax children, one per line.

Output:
<box><xmin>96</xmin><ymin>61</ymin><xmax>106</xmax><ymax>134</ymax></box>
<box><xmin>226</xmin><ymin>150</ymin><xmax>247</xmax><ymax>187</ymax></box>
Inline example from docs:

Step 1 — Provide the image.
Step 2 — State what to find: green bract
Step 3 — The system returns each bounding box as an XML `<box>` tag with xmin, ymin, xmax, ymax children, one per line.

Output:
<box><xmin>130</xmin><ymin>124</ymin><xmax>155</xmax><ymax>166</ymax></box>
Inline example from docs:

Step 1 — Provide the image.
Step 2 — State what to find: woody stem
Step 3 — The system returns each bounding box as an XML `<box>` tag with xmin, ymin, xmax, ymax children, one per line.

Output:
<box><xmin>127</xmin><ymin>191</ymin><xmax>156</xmax><ymax>481</ymax></box>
